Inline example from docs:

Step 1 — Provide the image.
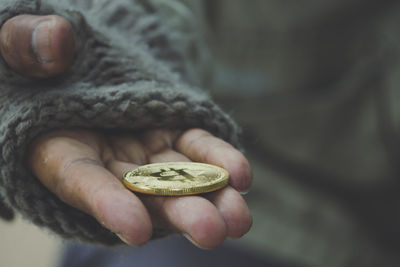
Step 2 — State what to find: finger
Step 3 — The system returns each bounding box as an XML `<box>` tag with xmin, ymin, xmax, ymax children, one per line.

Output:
<box><xmin>108</xmin><ymin>133</ymin><xmax>190</xmax><ymax>164</ymax></box>
<box><xmin>175</xmin><ymin>129</ymin><xmax>252</xmax><ymax>193</ymax></box>
<box><xmin>205</xmin><ymin>186</ymin><xmax>252</xmax><ymax>239</ymax></box>
<box><xmin>107</xmin><ymin>135</ymin><xmax>148</xmax><ymax>165</ymax></box>
<box><xmin>105</xmin><ymin>160</ymin><xmax>139</xmax><ymax>180</ymax></box>
<box><xmin>107</xmin><ymin>159</ymin><xmax>228</xmax><ymax>248</ymax></box>
<box><xmin>105</xmin><ymin>147</ymin><xmax>191</xmax><ymax>180</ymax></box>
<box><xmin>141</xmin><ymin>195</ymin><xmax>228</xmax><ymax>249</ymax></box>
<box><xmin>0</xmin><ymin>14</ymin><xmax>75</xmax><ymax>78</ymax></box>
<box><xmin>28</xmin><ymin>136</ymin><xmax>152</xmax><ymax>245</ymax></box>
<box><xmin>148</xmin><ymin>149</ymin><xmax>190</xmax><ymax>163</ymax></box>
<box><xmin>139</xmin><ymin>129</ymin><xmax>181</xmax><ymax>154</ymax></box>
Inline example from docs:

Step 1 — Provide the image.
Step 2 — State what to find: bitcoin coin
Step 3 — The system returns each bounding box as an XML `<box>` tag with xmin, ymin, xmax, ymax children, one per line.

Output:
<box><xmin>123</xmin><ymin>162</ymin><xmax>229</xmax><ymax>196</ymax></box>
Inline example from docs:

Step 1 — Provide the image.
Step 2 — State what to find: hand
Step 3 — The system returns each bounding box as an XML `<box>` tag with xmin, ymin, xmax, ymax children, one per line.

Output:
<box><xmin>28</xmin><ymin>128</ymin><xmax>253</xmax><ymax>248</ymax></box>
<box><xmin>0</xmin><ymin>14</ymin><xmax>75</xmax><ymax>77</ymax></box>
<box><xmin>2</xmin><ymin>13</ymin><xmax>252</xmax><ymax>248</ymax></box>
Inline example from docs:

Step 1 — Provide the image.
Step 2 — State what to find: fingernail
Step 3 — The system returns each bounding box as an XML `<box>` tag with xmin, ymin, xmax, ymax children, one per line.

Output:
<box><xmin>239</xmin><ymin>190</ymin><xmax>249</xmax><ymax>196</ymax></box>
<box><xmin>183</xmin><ymin>233</ymin><xmax>209</xmax><ymax>250</ymax></box>
<box><xmin>32</xmin><ymin>18</ymin><xmax>56</xmax><ymax>63</ymax></box>
<box><xmin>116</xmin><ymin>233</ymin><xmax>136</xmax><ymax>246</ymax></box>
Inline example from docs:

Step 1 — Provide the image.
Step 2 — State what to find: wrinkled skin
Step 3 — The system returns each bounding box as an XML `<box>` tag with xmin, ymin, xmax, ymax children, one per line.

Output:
<box><xmin>0</xmin><ymin>14</ymin><xmax>253</xmax><ymax>248</ymax></box>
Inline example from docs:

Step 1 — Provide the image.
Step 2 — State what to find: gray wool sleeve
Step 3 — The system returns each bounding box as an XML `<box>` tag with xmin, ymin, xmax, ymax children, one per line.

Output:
<box><xmin>0</xmin><ymin>0</ymin><xmax>240</xmax><ymax>244</ymax></box>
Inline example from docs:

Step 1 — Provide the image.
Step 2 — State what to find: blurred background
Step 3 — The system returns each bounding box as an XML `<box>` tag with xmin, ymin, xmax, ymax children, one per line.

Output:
<box><xmin>0</xmin><ymin>216</ymin><xmax>61</xmax><ymax>267</ymax></box>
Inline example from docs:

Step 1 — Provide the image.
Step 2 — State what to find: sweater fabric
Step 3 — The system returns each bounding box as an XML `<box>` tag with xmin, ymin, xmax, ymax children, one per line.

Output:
<box><xmin>0</xmin><ymin>0</ymin><xmax>240</xmax><ymax>244</ymax></box>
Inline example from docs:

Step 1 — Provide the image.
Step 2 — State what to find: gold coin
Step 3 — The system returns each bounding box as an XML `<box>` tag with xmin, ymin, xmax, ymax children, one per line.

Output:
<box><xmin>123</xmin><ymin>162</ymin><xmax>229</xmax><ymax>196</ymax></box>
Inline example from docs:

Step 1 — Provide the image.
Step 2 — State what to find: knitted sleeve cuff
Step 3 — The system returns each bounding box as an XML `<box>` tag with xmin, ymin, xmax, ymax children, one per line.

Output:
<box><xmin>0</xmin><ymin>0</ymin><xmax>241</xmax><ymax>244</ymax></box>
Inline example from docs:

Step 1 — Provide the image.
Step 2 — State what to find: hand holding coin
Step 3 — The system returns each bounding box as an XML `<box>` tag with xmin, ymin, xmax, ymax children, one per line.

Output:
<box><xmin>28</xmin><ymin>128</ymin><xmax>252</xmax><ymax>249</ymax></box>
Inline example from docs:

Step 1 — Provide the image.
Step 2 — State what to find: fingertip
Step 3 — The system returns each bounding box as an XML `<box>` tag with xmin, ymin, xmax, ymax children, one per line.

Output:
<box><xmin>223</xmin><ymin>192</ymin><xmax>253</xmax><ymax>239</ymax></box>
<box><xmin>184</xmin><ymin>199</ymin><xmax>227</xmax><ymax>249</ymax></box>
<box><xmin>183</xmin><ymin>233</ymin><xmax>211</xmax><ymax>250</ymax></box>
<box><xmin>226</xmin><ymin>152</ymin><xmax>253</xmax><ymax>194</ymax></box>
<box><xmin>207</xmin><ymin>187</ymin><xmax>252</xmax><ymax>239</ymax></box>
<box><xmin>0</xmin><ymin>14</ymin><xmax>75</xmax><ymax>78</ymax></box>
<box><xmin>184</xmin><ymin>213</ymin><xmax>227</xmax><ymax>249</ymax></box>
<box><xmin>35</xmin><ymin>15</ymin><xmax>76</xmax><ymax>76</ymax></box>
<box><xmin>175</xmin><ymin>128</ymin><xmax>253</xmax><ymax>193</ymax></box>
<box><xmin>145</xmin><ymin>195</ymin><xmax>227</xmax><ymax>249</ymax></box>
<box><xmin>91</xmin><ymin>183</ymin><xmax>153</xmax><ymax>246</ymax></box>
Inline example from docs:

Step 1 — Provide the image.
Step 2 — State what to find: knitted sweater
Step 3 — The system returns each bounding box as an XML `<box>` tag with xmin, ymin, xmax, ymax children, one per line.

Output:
<box><xmin>0</xmin><ymin>0</ymin><xmax>239</xmax><ymax>244</ymax></box>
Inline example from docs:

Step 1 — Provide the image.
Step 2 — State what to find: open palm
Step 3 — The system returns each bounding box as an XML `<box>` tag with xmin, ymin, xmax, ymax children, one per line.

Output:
<box><xmin>1</xmin><ymin>14</ymin><xmax>252</xmax><ymax>249</ymax></box>
<box><xmin>28</xmin><ymin>128</ymin><xmax>252</xmax><ymax>248</ymax></box>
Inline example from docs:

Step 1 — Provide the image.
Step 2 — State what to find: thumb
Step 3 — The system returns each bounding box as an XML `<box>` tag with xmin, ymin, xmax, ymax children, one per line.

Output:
<box><xmin>0</xmin><ymin>14</ymin><xmax>75</xmax><ymax>78</ymax></box>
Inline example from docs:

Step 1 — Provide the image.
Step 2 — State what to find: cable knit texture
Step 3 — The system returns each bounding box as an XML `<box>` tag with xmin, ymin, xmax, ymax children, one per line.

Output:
<box><xmin>0</xmin><ymin>0</ymin><xmax>240</xmax><ymax>244</ymax></box>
